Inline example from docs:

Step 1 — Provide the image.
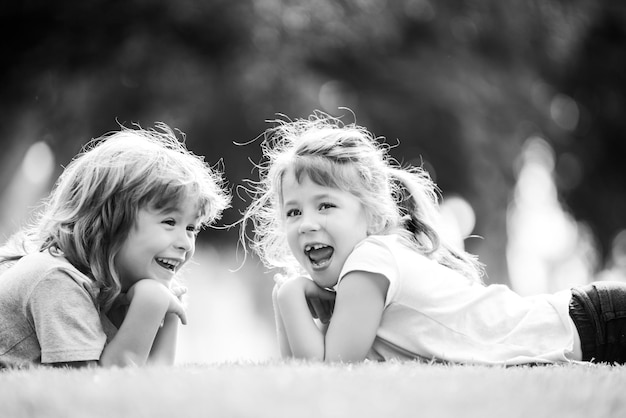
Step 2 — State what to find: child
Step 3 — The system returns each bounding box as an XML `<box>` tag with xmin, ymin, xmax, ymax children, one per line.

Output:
<box><xmin>242</xmin><ymin>111</ymin><xmax>626</xmax><ymax>365</ymax></box>
<box><xmin>0</xmin><ymin>123</ymin><xmax>230</xmax><ymax>368</ymax></box>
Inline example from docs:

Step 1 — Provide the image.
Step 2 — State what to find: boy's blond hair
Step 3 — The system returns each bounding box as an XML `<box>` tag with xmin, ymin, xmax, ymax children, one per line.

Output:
<box><xmin>1</xmin><ymin>123</ymin><xmax>231</xmax><ymax>310</ymax></box>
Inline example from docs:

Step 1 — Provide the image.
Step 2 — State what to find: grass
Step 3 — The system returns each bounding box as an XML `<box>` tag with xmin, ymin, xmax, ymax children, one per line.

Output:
<box><xmin>1</xmin><ymin>361</ymin><xmax>625</xmax><ymax>418</ymax></box>
<box><xmin>4</xmin><ymin>247</ymin><xmax>625</xmax><ymax>417</ymax></box>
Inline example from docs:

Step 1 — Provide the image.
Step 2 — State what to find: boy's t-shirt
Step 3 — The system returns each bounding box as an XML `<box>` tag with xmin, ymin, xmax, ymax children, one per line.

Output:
<box><xmin>0</xmin><ymin>251</ymin><xmax>116</xmax><ymax>368</ymax></box>
<box><xmin>338</xmin><ymin>234</ymin><xmax>577</xmax><ymax>365</ymax></box>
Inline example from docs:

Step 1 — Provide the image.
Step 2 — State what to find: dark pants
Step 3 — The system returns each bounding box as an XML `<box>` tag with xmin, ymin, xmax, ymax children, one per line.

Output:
<box><xmin>569</xmin><ymin>281</ymin><xmax>626</xmax><ymax>364</ymax></box>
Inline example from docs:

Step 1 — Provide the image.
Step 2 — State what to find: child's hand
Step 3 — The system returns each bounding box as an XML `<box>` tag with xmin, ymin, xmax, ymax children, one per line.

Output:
<box><xmin>127</xmin><ymin>279</ymin><xmax>188</xmax><ymax>325</ymax></box>
<box><xmin>306</xmin><ymin>290</ymin><xmax>335</xmax><ymax>325</ymax></box>
<box><xmin>278</xmin><ymin>276</ymin><xmax>336</xmax><ymax>324</ymax></box>
<box><xmin>169</xmin><ymin>282</ymin><xmax>188</xmax><ymax>309</ymax></box>
<box><xmin>170</xmin><ymin>283</ymin><xmax>188</xmax><ymax>300</ymax></box>
<box><xmin>164</xmin><ymin>286</ymin><xmax>188</xmax><ymax>325</ymax></box>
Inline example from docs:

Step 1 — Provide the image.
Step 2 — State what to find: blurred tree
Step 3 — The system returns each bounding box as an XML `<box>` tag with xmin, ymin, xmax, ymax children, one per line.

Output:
<box><xmin>0</xmin><ymin>0</ymin><xmax>254</xmax><ymax>236</ymax></box>
<box><xmin>234</xmin><ymin>0</ymin><xmax>602</xmax><ymax>283</ymax></box>
<box><xmin>0</xmin><ymin>0</ymin><xmax>624</xmax><ymax>284</ymax></box>
<box><xmin>553</xmin><ymin>2</ymin><xmax>626</xmax><ymax>264</ymax></box>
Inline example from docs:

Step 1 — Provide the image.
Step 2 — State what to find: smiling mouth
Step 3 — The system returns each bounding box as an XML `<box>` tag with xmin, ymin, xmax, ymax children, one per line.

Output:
<box><xmin>155</xmin><ymin>257</ymin><xmax>181</xmax><ymax>272</ymax></box>
<box><xmin>304</xmin><ymin>244</ymin><xmax>334</xmax><ymax>269</ymax></box>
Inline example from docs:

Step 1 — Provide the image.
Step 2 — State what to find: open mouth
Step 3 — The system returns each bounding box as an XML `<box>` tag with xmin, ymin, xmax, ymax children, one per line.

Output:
<box><xmin>155</xmin><ymin>257</ymin><xmax>181</xmax><ymax>272</ymax></box>
<box><xmin>304</xmin><ymin>244</ymin><xmax>334</xmax><ymax>269</ymax></box>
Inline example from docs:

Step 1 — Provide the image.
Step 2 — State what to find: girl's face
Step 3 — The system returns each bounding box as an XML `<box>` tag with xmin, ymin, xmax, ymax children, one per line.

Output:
<box><xmin>281</xmin><ymin>170</ymin><xmax>369</xmax><ymax>288</ymax></box>
<box><xmin>115</xmin><ymin>200</ymin><xmax>201</xmax><ymax>291</ymax></box>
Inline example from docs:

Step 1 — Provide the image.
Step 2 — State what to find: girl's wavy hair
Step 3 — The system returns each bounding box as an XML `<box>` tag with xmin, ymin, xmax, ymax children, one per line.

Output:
<box><xmin>241</xmin><ymin>112</ymin><xmax>483</xmax><ymax>283</ymax></box>
<box><xmin>0</xmin><ymin>122</ymin><xmax>231</xmax><ymax>311</ymax></box>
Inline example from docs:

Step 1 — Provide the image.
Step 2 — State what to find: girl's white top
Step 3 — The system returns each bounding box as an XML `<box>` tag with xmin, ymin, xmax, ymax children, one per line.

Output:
<box><xmin>339</xmin><ymin>234</ymin><xmax>577</xmax><ymax>365</ymax></box>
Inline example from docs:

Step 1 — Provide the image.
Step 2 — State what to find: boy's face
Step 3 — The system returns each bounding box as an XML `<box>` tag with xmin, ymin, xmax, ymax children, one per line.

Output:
<box><xmin>115</xmin><ymin>201</ymin><xmax>201</xmax><ymax>291</ymax></box>
<box><xmin>281</xmin><ymin>171</ymin><xmax>369</xmax><ymax>288</ymax></box>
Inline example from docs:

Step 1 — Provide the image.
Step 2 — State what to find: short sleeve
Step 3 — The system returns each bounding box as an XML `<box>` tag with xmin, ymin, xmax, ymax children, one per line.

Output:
<box><xmin>338</xmin><ymin>237</ymin><xmax>399</xmax><ymax>307</ymax></box>
<box><xmin>28</xmin><ymin>271</ymin><xmax>107</xmax><ymax>363</ymax></box>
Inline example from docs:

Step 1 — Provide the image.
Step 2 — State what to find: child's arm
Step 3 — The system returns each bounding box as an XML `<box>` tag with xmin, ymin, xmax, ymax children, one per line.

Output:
<box><xmin>146</xmin><ymin>313</ymin><xmax>180</xmax><ymax>365</ymax></box>
<box><xmin>324</xmin><ymin>272</ymin><xmax>387</xmax><ymax>361</ymax></box>
<box><xmin>99</xmin><ymin>280</ymin><xmax>186</xmax><ymax>367</ymax></box>
<box><xmin>273</xmin><ymin>280</ymin><xmax>335</xmax><ymax>358</ymax></box>
<box><xmin>272</xmin><ymin>283</ymin><xmax>292</xmax><ymax>357</ymax></box>
<box><xmin>276</xmin><ymin>277</ymin><xmax>328</xmax><ymax>360</ymax></box>
<box><xmin>277</xmin><ymin>272</ymin><xmax>387</xmax><ymax>362</ymax></box>
<box><xmin>146</xmin><ymin>285</ymin><xmax>187</xmax><ymax>365</ymax></box>
<box><xmin>306</xmin><ymin>292</ymin><xmax>335</xmax><ymax>326</ymax></box>
<box><xmin>49</xmin><ymin>360</ymin><xmax>98</xmax><ymax>368</ymax></box>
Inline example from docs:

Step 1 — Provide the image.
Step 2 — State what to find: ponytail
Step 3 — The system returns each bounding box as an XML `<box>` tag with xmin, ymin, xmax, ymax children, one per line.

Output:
<box><xmin>390</xmin><ymin>167</ymin><xmax>484</xmax><ymax>283</ymax></box>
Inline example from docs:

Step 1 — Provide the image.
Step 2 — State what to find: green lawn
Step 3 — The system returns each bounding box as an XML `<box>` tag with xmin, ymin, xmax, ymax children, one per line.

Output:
<box><xmin>2</xmin><ymin>361</ymin><xmax>624</xmax><ymax>418</ymax></box>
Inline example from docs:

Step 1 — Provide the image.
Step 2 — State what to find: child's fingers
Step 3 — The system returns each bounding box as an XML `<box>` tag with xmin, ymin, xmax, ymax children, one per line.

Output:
<box><xmin>309</xmin><ymin>296</ymin><xmax>335</xmax><ymax>324</ymax></box>
<box><xmin>306</xmin><ymin>297</ymin><xmax>319</xmax><ymax>319</ymax></box>
<box><xmin>178</xmin><ymin>309</ymin><xmax>188</xmax><ymax>325</ymax></box>
<box><xmin>173</xmin><ymin>304</ymin><xmax>188</xmax><ymax>325</ymax></box>
<box><xmin>302</xmin><ymin>280</ymin><xmax>336</xmax><ymax>300</ymax></box>
<box><xmin>319</xmin><ymin>288</ymin><xmax>336</xmax><ymax>301</ymax></box>
<box><xmin>309</xmin><ymin>297</ymin><xmax>325</xmax><ymax>320</ymax></box>
<box><xmin>273</xmin><ymin>273</ymin><xmax>288</xmax><ymax>286</ymax></box>
<box><xmin>323</xmin><ymin>297</ymin><xmax>335</xmax><ymax>316</ymax></box>
<box><xmin>171</xmin><ymin>285</ymin><xmax>188</xmax><ymax>299</ymax></box>
<box><xmin>169</xmin><ymin>294</ymin><xmax>188</xmax><ymax>325</ymax></box>
<box><xmin>321</xmin><ymin>298</ymin><xmax>335</xmax><ymax>324</ymax></box>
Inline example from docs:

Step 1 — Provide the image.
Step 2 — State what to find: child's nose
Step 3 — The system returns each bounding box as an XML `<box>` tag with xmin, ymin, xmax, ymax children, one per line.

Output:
<box><xmin>175</xmin><ymin>230</ymin><xmax>194</xmax><ymax>252</ymax></box>
<box><xmin>298</xmin><ymin>213</ymin><xmax>321</xmax><ymax>234</ymax></box>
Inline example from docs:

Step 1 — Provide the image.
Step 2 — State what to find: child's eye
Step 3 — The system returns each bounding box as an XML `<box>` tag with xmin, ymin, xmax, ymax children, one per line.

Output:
<box><xmin>285</xmin><ymin>208</ymin><xmax>301</xmax><ymax>218</ymax></box>
<box><xmin>187</xmin><ymin>225</ymin><xmax>202</xmax><ymax>234</ymax></box>
<box><xmin>163</xmin><ymin>219</ymin><xmax>176</xmax><ymax>226</ymax></box>
<box><xmin>319</xmin><ymin>202</ymin><xmax>336</xmax><ymax>211</ymax></box>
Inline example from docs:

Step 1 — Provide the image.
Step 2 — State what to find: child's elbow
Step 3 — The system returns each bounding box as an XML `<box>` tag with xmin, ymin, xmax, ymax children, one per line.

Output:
<box><xmin>291</xmin><ymin>345</ymin><xmax>325</xmax><ymax>362</ymax></box>
<box><xmin>324</xmin><ymin>345</ymin><xmax>369</xmax><ymax>363</ymax></box>
<box><xmin>99</xmin><ymin>350</ymin><xmax>143</xmax><ymax>368</ymax></box>
<box><xmin>146</xmin><ymin>351</ymin><xmax>176</xmax><ymax>366</ymax></box>
<box><xmin>324</xmin><ymin>354</ymin><xmax>363</xmax><ymax>363</ymax></box>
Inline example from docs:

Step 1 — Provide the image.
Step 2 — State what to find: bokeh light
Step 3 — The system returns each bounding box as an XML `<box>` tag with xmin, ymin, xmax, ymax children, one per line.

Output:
<box><xmin>22</xmin><ymin>141</ymin><xmax>55</xmax><ymax>185</ymax></box>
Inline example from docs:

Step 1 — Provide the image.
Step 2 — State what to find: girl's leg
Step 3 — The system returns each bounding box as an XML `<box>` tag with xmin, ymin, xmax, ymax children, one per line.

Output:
<box><xmin>570</xmin><ymin>281</ymin><xmax>626</xmax><ymax>364</ymax></box>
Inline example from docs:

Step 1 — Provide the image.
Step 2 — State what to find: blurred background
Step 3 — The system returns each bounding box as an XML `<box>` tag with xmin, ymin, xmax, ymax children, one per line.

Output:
<box><xmin>1</xmin><ymin>0</ymin><xmax>625</xmax><ymax>363</ymax></box>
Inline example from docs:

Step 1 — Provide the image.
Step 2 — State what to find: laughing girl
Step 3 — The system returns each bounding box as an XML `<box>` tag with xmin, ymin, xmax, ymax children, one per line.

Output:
<box><xmin>241</xmin><ymin>112</ymin><xmax>626</xmax><ymax>365</ymax></box>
